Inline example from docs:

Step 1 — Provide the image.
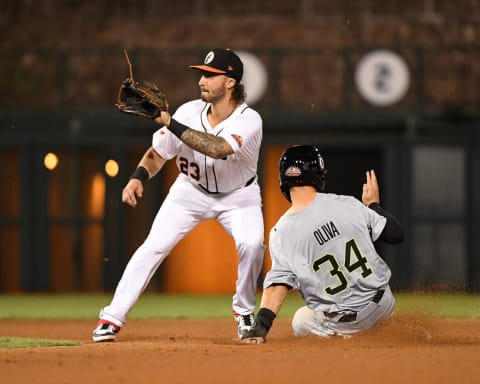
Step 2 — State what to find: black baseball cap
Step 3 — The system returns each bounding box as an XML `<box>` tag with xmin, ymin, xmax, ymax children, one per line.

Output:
<box><xmin>189</xmin><ymin>48</ymin><xmax>243</xmax><ymax>82</ymax></box>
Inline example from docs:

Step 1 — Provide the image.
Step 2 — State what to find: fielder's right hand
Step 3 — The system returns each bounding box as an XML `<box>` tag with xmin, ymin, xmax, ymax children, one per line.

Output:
<box><xmin>122</xmin><ymin>179</ymin><xmax>143</xmax><ymax>207</ymax></box>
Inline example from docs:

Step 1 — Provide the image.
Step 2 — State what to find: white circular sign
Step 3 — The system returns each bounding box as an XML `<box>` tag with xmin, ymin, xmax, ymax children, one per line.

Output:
<box><xmin>235</xmin><ymin>51</ymin><xmax>268</xmax><ymax>105</ymax></box>
<box><xmin>355</xmin><ymin>50</ymin><xmax>410</xmax><ymax>106</ymax></box>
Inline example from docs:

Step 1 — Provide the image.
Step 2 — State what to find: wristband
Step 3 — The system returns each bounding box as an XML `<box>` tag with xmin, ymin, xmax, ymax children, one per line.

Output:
<box><xmin>256</xmin><ymin>307</ymin><xmax>276</xmax><ymax>332</ymax></box>
<box><xmin>167</xmin><ymin>118</ymin><xmax>189</xmax><ymax>138</ymax></box>
<box><xmin>129</xmin><ymin>166</ymin><xmax>149</xmax><ymax>182</ymax></box>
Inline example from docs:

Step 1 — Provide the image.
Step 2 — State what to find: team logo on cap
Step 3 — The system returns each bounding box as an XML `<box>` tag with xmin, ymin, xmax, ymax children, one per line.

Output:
<box><xmin>285</xmin><ymin>166</ymin><xmax>302</xmax><ymax>177</ymax></box>
<box><xmin>319</xmin><ymin>157</ymin><xmax>325</xmax><ymax>169</ymax></box>
<box><xmin>204</xmin><ymin>51</ymin><xmax>215</xmax><ymax>64</ymax></box>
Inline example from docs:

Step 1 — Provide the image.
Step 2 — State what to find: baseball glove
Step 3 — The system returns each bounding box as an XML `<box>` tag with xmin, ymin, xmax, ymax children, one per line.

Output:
<box><xmin>115</xmin><ymin>50</ymin><xmax>169</xmax><ymax>119</ymax></box>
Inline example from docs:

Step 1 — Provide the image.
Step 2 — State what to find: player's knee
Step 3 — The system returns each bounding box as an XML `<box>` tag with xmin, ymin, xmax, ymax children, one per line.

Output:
<box><xmin>236</xmin><ymin>235</ymin><xmax>265</xmax><ymax>256</ymax></box>
<box><xmin>292</xmin><ymin>306</ymin><xmax>316</xmax><ymax>336</ymax></box>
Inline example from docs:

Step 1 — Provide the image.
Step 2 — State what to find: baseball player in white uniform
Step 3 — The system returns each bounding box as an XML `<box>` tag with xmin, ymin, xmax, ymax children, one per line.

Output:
<box><xmin>93</xmin><ymin>48</ymin><xmax>265</xmax><ymax>342</ymax></box>
<box><xmin>241</xmin><ymin>145</ymin><xmax>404</xmax><ymax>344</ymax></box>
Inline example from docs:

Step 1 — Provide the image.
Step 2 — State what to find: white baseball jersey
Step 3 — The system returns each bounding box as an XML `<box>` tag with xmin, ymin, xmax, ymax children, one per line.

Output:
<box><xmin>152</xmin><ymin>99</ymin><xmax>262</xmax><ymax>193</ymax></box>
<box><xmin>265</xmin><ymin>193</ymin><xmax>390</xmax><ymax>314</ymax></box>
<box><xmin>99</xmin><ymin>99</ymin><xmax>265</xmax><ymax>328</ymax></box>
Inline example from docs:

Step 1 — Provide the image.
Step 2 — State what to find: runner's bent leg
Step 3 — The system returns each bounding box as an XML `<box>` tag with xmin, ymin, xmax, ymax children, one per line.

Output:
<box><xmin>292</xmin><ymin>306</ymin><xmax>335</xmax><ymax>338</ymax></box>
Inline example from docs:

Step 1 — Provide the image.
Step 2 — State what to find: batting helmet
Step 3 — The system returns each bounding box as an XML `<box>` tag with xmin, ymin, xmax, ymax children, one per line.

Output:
<box><xmin>279</xmin><ymin>145</ymin><xmax>327</xmax><ymax>202</ymax></box>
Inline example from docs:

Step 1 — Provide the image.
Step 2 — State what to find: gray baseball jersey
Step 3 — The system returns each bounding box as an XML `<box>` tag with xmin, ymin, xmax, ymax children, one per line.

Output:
<box><xmin>265</xmin><ymin>192</ymin><xmax>390</xmax><ymax>313</ymax></box>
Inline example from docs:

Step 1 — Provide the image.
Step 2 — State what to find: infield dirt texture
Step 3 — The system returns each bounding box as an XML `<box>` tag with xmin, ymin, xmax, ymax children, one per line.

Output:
<box><xmin>1</xmin><ymin>315</ymin><xmax>480</xmax><ymax>384</ymax></box>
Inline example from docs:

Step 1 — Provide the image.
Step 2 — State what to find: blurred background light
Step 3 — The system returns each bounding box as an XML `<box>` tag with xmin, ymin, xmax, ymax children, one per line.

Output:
<box><xmin>104</xmin><ymin>159</ymin><xmax>119</xmax><ymax>178</ymax></box>
<box><xmin>235</xmin><ymin>50</ymin><xmax>268</xmax><ymax>106</ymax></box>
<box><xmin>355</xmin><ymin>49</ymin><xmax>410</xmax><ymax>107</ymax></box>
<box><xmin>44</xmin><ymin>152</ymin><xmax>58</xmax><ymax>171</ymax></box>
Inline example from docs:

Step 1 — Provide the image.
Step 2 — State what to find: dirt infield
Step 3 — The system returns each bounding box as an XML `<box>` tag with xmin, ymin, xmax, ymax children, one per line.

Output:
<box><xmin>1</xmin><ymin>315</ymin><xmax>479</xmax><ymax>384</ymax></box>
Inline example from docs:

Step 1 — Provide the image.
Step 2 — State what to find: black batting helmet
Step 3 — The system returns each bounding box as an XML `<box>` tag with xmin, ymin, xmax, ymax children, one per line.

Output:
<box><xmin>279</xmin><ymin>145</ymin><xmax>327</xmax><ymax>202</ymax></box>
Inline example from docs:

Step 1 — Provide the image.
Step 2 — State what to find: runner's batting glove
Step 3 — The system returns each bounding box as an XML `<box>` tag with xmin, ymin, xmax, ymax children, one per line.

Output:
<box><xmin>240</xmin><ymin>308</ymin><xmax>276</xmax><ymax>344</ymax></box>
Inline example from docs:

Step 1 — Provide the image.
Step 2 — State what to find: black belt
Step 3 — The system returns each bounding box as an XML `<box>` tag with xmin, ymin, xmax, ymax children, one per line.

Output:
<box><xmin>371</xmin><ymin>289</ymin><xmax>385</xmax><ymax>304</ymax></box>
<box><xmin>198</xmin><ymin>175</ymin><xmax>256</xmax><ymax>194</ymax></box>
<box><xmin>325</xmin><ymin>289</ymin><xmax>385</xmax><ymax>323</ymax></box>
<box><xmin>244</xmin><ymin>175</ymin><xmax>256</xmax><ymax>187</ymax></box>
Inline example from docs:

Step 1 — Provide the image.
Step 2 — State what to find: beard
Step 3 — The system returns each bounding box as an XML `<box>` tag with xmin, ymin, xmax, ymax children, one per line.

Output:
<box><xmin>200</xmin><ymin>86</ymin><xmax>227</xmax><ymax>104</ymax></box>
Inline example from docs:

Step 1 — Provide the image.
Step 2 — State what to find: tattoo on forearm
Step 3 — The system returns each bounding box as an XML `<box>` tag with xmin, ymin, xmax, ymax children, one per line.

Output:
<box><xmin>181</xmin><ymin>129</ymin><xmax>233</xmax><ymax>159</ymax></box>
<box><xmin>146</xmin><ymin>150</ymin><xmax>155</xmax><ymax>160</ymax></box>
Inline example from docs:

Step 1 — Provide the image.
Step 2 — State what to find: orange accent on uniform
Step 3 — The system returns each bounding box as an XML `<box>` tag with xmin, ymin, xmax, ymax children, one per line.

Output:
<box><xmin>189</xmin><ymin>65</ymin><xmax>226</xmax><ymax>74</ymax></box>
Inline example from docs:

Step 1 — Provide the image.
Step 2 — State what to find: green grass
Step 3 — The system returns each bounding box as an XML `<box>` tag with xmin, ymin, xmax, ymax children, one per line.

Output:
<box><xmin>0</xmin><ymin>337</ymin><xmax>80</xmax><ymax>349</ymax></box>
<box><xmin>0</xmin><ymin>292</ymin><xmax>478</xmax><ymax>349</ymax></box>
<box><xmin>394</xmin><ymin>292</ymin><xmax>480</xmax><ymax>318</ymax></box>
<box><xmin>0</xmin><ymin>292</ymin><xmax>478</xmax><ymax>320</ymax></box>
<box><xmin>0</xmin><ymin>293</ymin><xmax>304</xmax><ymax>319</ymax></box>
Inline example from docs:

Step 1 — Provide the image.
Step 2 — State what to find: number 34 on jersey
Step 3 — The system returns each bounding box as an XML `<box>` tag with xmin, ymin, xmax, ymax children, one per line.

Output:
<box><xmin>312</xmin><ymin>238</ymin><xmax>373</xmax><ymax>296</ymax></box>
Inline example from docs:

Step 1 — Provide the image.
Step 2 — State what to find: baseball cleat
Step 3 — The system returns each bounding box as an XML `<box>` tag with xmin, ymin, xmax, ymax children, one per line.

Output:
<box><xmin>92</xmin><ymin>320</ymin><xmax>120</xmax><ymax>342</ymax></box>
<box><xmin>234</xmin><ymin>313</ymin><xmax>256</xmax><ymax>339</ymax></box>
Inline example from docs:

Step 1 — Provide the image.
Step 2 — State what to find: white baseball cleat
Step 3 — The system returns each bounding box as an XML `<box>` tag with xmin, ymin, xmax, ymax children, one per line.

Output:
<box><xmin>92</xmin><ymin>321</ymin><xmax>121</xmax><ymax>342</ymax></box>
<box><xmin>234</xmin><ymin>313</ymin><xmax>255</xmax><ymax>339</ymax></box>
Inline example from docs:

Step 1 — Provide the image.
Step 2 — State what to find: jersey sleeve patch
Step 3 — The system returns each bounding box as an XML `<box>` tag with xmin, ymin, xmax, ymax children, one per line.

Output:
<box><xmin>231</xmin><ymin>134</ymin><xmax>243</xmax><ymax>148</ymax></box>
